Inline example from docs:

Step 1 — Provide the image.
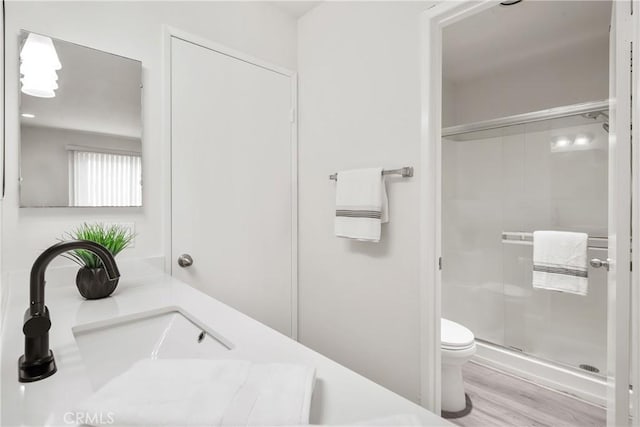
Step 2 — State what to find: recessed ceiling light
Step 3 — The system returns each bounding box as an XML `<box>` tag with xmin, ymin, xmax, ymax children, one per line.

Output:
<box><xmin>21</xmin><ymin>113</ymin><xmax>35</xmax><ymax>118</ymax></box>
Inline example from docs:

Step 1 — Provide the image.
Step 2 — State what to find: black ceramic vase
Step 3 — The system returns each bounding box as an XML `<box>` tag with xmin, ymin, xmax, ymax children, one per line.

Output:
<box><xmin>75</xmin><ymin>266</ymin><xmax>119</xmax><ymax>299</ymax></box>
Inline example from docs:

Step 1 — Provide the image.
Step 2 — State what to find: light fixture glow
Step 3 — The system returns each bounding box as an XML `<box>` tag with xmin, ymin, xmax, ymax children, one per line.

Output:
<box><xmin>21</xmin><ymin>73</ymin><xmax>58</xmax><ymax>98</ymax></box>
<box><xmin>21</xmin><ymin>113</ymin><xmax>35</xmax><ymax>118</ymax></box>
<box><xmin>21</xmin><ymin>85</ymin><xmax>56</xmax><ymax>98</ymax></box>
<box><xmin>20</xmin><ymin>33</ymin><xmax>61</xmax><ymax>98</ymax></box>
<box><xmin>574</xmin><ymin>135</ymin><xmax>591</xmax><ymax>146</ymax></box>
<box><xmin>551</xmin><ymin>133</ymin><xmax>594</xmax><ymax>152</ymax></box>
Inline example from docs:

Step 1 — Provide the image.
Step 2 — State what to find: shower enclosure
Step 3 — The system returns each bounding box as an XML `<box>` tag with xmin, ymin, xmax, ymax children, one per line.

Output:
<box><xmin>441</xmin><ymin>101</ymin><xmax>609</xmax><ymax>382</ymax></box>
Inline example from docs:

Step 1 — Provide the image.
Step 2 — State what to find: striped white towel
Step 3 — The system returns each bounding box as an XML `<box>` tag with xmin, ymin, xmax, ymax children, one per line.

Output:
<box><xmin>334</xmin><ymin>168</ymin><xmax>388</xmax><ymax>242</ymax></box>
<box><xmin>532</xmin><ymin>230</ymin><xmax>589</xmax><ymax>295</ymax></box>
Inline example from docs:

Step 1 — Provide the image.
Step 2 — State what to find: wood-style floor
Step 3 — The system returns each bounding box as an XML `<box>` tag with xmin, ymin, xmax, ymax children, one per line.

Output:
<box><xmin>447</xmin><ymin>362</ymin><xmax>606</xmax><ymax>427</ymax></box>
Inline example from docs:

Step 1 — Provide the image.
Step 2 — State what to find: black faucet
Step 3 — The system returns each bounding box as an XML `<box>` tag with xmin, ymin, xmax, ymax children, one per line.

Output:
<box><xmin>18</xmin><ymin>240</ymin><xmax>120</xmax><ymax>382</ymax></box>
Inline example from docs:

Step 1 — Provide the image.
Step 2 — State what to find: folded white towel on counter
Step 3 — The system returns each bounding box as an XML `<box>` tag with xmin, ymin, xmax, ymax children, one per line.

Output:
<box><xmin>532</xmin><ymin>230</ymin><xmax>589</xmax><ymax>295</ymax></box>
<box><xmin>76</xmin><ymin>359</ymin><xmax>316</xmax><ymax>426</ymax></box>
<box><xmin>334</xmin><ymin>168</ymin><xmax>388</xmax><ymax>242</ymax></box>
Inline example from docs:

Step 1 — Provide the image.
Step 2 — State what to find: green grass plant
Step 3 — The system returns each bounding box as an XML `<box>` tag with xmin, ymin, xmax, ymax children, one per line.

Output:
<box><xmin>62</xmin><ymin>223</ymin><xmax>135</xmax><ymax>268</ymax></box>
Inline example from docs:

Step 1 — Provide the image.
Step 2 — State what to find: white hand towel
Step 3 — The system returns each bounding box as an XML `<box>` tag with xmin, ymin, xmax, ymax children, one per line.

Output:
<box><xmin>76</xmin><ymin>359</ymin><xmax>316</xmax><ymax>426</ymax></box>
<box><xmin>335</xmin><ymin>168</ymin><xmax>388</xmax><ymax>242</ymax></box>
<box><xmin>532</xmin><ymin>230</ymin><xmax>589</xmax><ymax>295</ymax></box>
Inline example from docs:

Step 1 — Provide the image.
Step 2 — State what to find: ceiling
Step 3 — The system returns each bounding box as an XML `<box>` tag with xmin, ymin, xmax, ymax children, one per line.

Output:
<box><xmin>443</xmin><ymin>1</ymin><xmax>612</xmax><ymax>82</ymax></box>
<box><xmin>270</xmin><ymin>1</ymin><xmax>322</xmax><ymax>18</ymax></box>
<box><xmin>20</xmin><ymin>33</ymin><xmax>142</xmax><ymax>138</ymax></box>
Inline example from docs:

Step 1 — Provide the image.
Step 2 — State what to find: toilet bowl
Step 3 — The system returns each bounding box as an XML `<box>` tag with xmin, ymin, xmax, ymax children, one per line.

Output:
<box><xmin>441</xmin><ymin>318</ymin><xmax>476</xmax><ymax>414</ymax></box>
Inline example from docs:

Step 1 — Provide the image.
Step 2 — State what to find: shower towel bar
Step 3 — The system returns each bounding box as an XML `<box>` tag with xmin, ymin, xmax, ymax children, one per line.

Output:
<box><xmin>502</xmin><ymin>231</ymin><xmax>607</xmax><ymax>250</ymax></box>
<box><xmin>329</xmin><ymin>166</ymin><xmax>414</xmax><ymax>181</ymax></box>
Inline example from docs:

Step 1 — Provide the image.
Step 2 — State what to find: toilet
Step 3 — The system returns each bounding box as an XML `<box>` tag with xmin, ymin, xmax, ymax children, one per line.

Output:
<box><xmin>441</xmin><ymin>318</ymin><xmax>476</xmax><ymax>414</ymax></box>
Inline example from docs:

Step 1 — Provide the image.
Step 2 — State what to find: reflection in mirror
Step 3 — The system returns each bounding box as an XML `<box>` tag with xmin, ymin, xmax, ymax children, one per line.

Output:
<box><xmin>19</xmin><ymin>31</ymin><xmax>142</xmax><ymax>207</ymax></box>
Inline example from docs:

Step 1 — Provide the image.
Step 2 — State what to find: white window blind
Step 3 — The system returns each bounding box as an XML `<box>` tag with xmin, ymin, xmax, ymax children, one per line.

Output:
<box><xmin>69</xmin><ymin>150</ymin><xmax>142</xmax><ymax>207</ymax></box>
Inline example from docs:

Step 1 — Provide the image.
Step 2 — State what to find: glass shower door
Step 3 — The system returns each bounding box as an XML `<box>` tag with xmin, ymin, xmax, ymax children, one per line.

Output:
<box><xmin>442</xmin><ymin>111</ymin><xmax>610</xmax><ymax>375</ymax></box>
<box><xmin>500</xmin><ymin>117</ymin><xmax>608</xmax><ymax>374</ymax></box>
<box><xmin>442</xmin><ymin>127</ymin><xmax>508</xmax><ymax>348</ymax></box>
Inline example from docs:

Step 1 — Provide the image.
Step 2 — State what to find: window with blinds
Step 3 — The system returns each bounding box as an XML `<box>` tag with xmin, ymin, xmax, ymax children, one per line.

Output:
<box><xmin>69</xmin><ymin>150</ymin><xmax>142</xmax><ymax>207</ymax></box>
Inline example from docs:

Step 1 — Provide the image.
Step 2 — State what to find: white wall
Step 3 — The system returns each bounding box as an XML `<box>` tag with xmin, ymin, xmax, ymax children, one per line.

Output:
<box><xmin>442</xmin><ymin>78</ymin><xmax>456</xmax><ymax>127</ymax></box>
<box><xmin>20</xmin><ymin>126</ymin><xmax>141</xmax><ymax>207</ymax></box>
<box><xmin>3</xmin><ymin>1</ymin><xmax>297</xmax><ymax>272</ymax></box>
<box><xmin>298</xmin><ymin>1</ymin><xmax>432</xmax><ymax>402</ymax></box>
<box><xmin>443</xmin><ymin>37</ymin><xmax>609</xmax><ymax>127</ymax></box>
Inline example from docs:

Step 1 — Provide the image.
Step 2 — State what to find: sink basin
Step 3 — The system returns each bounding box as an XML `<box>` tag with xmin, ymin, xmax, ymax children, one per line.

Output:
<box><xmin>72</xmin><ymin>306</ymin><xmax>233</xmax><ymax>389</ymax></box>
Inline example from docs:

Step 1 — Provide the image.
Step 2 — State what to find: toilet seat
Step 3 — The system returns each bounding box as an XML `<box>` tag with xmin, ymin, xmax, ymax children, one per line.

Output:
<box><xmin>441</xmin><ymin>318</ymin><xmax>475</xmax><ymax>350</ymax></box>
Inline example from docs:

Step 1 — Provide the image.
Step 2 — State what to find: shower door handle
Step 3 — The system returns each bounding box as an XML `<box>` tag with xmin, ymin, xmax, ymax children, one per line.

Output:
<box><xmin>590</xmin><ymin>258</ymin><xmax>611</xmax><ymax>271</ymax></box>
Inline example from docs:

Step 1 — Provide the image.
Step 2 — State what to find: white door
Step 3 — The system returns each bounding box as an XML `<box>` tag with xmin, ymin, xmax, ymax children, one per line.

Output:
<box><xmin>606</xmin><ymin>2</ymin><xmax>633</xmax><ymax>425</ymax></box>
<box><xmin>171</xmin><ymin>37</ymin><xmax>296</xmax><ymax>337</ymax></box>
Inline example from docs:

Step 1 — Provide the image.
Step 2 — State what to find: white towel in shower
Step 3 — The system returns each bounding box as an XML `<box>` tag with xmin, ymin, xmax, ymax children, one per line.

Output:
<box><xmin>532</xmin><ymin>230</ymin><xmax>589</xmax><ymax>295</ymax></box>
<box><xmin>334</xmin><ymin>168</ymin><xmax>388</xmax><ymax>242</ymax></box>
<box><xmin>76</xmin><ymin>359</ymin><xmax>316</xmax><ymax>426</ymax></box>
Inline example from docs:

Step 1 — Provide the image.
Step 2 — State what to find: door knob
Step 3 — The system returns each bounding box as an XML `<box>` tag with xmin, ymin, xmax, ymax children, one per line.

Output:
<box><xmin>177</xmin><ymin>254</ymin><xmax>193</xmax><ymax>268</ymax></box>
<box><xmin>590</xmin><ymin>258</ymin><xmax>611</xmax><ymax>271</ymax></box>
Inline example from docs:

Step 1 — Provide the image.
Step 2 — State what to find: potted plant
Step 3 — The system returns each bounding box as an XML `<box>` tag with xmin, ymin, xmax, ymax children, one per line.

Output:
<box><xmin>63</xmin><ymin>223</ymin><xmax>135</xmax><ymax>299</ymax></box>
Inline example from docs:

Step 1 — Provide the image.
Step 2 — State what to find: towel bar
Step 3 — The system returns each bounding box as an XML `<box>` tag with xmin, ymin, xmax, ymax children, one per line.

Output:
<box><xmin>501</xmin><ymin>231</ymin><xmax>608</xmax><ymax>251</ymax></box>
<box><xmin>329</xmin><ymin>166</ymin><xmax>414</xmax><ymax>181</ymax></box>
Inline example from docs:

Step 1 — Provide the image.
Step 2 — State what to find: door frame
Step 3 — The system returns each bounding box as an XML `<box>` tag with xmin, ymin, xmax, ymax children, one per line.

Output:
<box><xmin>162</xmin><ymin>26</ymin><xmax>299</xmax><ymax>340</ymax></box>
<box><xmin>419</xmin><ymin>1</ymin><xmax>497</xmax><ymax>412</ymax></box>
<box><xmin>630</xmin><ymin>4</ymin><xmax>640</xmax><ymax>423</ymax></box>
<box><xmin>419</xmin><ymin>0</ymin><xmax>640</xmax><ymax>421</ymax></box>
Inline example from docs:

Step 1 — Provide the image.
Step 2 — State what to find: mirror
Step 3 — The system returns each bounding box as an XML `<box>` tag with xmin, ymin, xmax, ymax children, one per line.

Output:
<box><xmin>19</xmin><ymin>31</ymin><xmax>142</xmax><ymax>207</ymax></box>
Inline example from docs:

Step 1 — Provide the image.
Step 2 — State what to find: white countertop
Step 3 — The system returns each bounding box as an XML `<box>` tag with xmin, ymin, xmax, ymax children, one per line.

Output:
<box><xmin>1</xmin><ymin>259</ymin><xmax>448</xmax><ymax>426</ymax></box>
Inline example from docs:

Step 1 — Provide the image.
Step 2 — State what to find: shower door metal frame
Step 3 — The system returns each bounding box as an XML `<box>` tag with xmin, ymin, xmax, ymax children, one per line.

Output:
<box><xmin>420</xmin><ymin>1</ymin><xmax>639</xmax><ymax>423</ymax></box>
<box><xmin>441</xmin><ymin>99</ymin><xmax>609</xmax><ymax>137</ymax></box>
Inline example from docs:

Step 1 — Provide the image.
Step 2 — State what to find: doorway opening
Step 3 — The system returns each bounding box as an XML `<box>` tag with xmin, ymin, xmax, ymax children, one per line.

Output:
<box><xmin>420</xmin><ymin>1</ymin><xmax>636</xmax><ymax>425</ymax></box>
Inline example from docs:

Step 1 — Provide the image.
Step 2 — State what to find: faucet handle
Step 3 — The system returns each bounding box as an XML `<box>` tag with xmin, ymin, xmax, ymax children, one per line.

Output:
<box><xmin>23</xmin><ymin>307</ymin><xmax>51</xmax><ymax>337</ymax></box>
